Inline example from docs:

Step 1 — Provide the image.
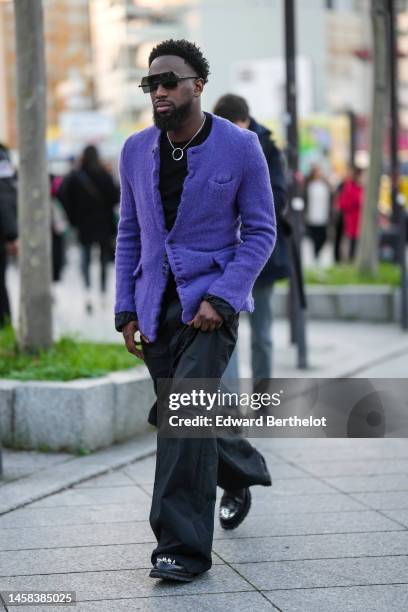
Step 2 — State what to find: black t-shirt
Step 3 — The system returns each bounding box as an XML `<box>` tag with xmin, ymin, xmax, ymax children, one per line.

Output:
<box><xmin>160</xmin><ymin>112</ymin><xmax>212</xmax><ymax>302</ymax></box>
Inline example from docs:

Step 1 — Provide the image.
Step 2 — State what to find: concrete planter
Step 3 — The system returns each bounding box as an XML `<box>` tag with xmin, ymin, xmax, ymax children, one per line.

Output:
<box><xmin>0</xmin><ymin>367</ymin><xmax>155</xmax><ymax>453</ymax></box>
<box><xmin>0</xmin><ymin>285</ymin><xmax>400</xmax><ymax>453</ymax></box>
<box><xmin>273</xmin><ymin>285</ymin><xmax>398</xmax><ymax>322</ymax></box>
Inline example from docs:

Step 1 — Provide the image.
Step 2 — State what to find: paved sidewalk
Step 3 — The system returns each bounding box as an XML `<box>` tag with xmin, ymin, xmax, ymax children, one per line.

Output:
<box><xmin>1</xmin><ymin>335</ymin><xmax>408</xmax><ymax>611</ymax></box>
<box><xmin>2</xmin><ymin>248</ymin><xmax>408</xmax><ymax>610</ymax></box>
<box><xmin>0</xmin><ymin>436</ymin><xmax>407</xmax><ymax>611</ymax></box>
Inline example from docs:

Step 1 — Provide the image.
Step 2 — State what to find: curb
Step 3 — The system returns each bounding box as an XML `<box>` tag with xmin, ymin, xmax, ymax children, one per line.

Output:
<box><xmin>0</xmin><ymin>366</ymin><xmax>155</xmax><ymax>452</ymax></box>
<box><xmin>273</xmin><ymin>285</ymin><xmax>398</xmax><ymax>322</ymax></box>
<box><xmin>0</xmin><ymin>431</ymin><xmax>156</xmax><ymax>516</ymax></box>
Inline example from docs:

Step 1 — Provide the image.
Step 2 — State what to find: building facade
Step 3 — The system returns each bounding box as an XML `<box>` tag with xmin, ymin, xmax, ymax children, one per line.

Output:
<box><xmin>89</xmin><ymin>0</ymin><xmax>189</xmax><ymax>124</ymax></box>
<box><xmin>0</xmin><ymin>0</ymin><xmax>93</xmax><ymax>148</ymax></box>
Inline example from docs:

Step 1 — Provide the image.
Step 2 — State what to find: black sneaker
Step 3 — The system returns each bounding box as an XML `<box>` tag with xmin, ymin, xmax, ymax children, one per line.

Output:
<box><xmin>149</xmin><ymin>558</ymin><xmax>195</xmax><ymax>582</ymax></box>
<box><xmin>219</xmin><ymin>487</ymin><xmax>252</xmax><ymax>530</ymax></box>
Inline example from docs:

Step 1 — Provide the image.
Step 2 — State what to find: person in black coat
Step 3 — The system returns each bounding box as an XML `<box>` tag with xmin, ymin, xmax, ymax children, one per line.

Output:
<box><xmin>0</xmin><ymin>143</ymin><xmax>18</xmax><ymax>328</ymax></box>
<box><xmin>213</xmin><ymin>94</ymin><xmax>290</xmax><ymax>382</ymax></box>
<box><xmin>57</xmin><ymin>145</ymin><xmax>119</xmax><ymax>312</ymax></box>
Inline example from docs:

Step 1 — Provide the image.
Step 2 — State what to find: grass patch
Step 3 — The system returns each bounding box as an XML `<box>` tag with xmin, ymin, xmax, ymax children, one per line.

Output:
<box><xmin>304</xmin><ymin>263</ymin><xmax>400</xmax><ymax>287</ymax></box>
<box><xmin>0</xmin><ymin>325</ymin><xmax>141</xmax><ymax>381</ymax></box>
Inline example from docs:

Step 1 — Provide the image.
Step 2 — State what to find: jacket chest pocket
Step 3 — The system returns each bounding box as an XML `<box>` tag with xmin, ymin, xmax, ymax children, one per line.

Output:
<box><xmin>206</xmin><ymin>175</ymin><xmax>238</xmax><ymax>201</ymax></box>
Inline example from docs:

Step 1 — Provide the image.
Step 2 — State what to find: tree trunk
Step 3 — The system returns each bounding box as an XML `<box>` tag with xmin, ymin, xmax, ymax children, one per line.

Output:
<box><xmin>13</xmin><ymin>0</ymin><xmax>53</xmax><ymax>351</ymax></box>
<box><xmin>356</xmin><ymin>0</ymin><xmax>387</xmax><ymax>276</ymax></box>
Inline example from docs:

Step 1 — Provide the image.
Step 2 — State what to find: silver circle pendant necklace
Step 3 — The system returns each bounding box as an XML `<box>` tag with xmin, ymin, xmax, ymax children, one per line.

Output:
<box><xmin>166</xmin><ymin>114</ymin><xmax>206</xmax><ymax>161</ymax></box>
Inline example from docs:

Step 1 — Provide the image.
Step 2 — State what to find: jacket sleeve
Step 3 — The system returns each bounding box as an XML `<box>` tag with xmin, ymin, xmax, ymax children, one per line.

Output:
<box><xmin>115</xmin><ymin>311</ymin><xmax>138</xmax><ymax>332</ymax></box>
<box><xmin>202</xmin><ymin>293</ymin><xmax>236</xmax><ymax>321</ymax></box>
<box><xmin>205</xmin><ymin>132</ymin><xmax>277</xmax><ymax>312</ymax></box>
<box><xmin>114</xmin><ymin>140</ymin><xmax>141</xmax><ymax>314</ymax></box>
<box><xmin>264</xmin><ymin>140</ymin><xmax>287</xmax><ymax>218</ymax></box>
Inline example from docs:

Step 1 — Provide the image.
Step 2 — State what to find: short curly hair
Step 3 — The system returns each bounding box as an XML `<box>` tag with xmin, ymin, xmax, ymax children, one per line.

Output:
<box><xmin>148</xmin><ymin>39</ymin><xmax>210</xmax><ymax>83</ymax></box>
<box><xmin>213</xmin><ymin>94</ymin><xmax>250</xmax><ymax>123</ymax></box>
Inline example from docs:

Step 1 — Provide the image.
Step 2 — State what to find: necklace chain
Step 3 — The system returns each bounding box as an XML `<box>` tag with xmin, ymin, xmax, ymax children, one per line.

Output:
<box><xmin>166</xmin><ymin>115</ymin><xmax>206</xmax><ymax>161</ymax></box>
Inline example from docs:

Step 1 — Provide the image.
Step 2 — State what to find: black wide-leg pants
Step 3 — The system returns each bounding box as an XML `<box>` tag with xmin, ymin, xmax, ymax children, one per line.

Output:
<box><xmin>141</xmin><ymin>296</ymin><xmax>271</xmax><ymax>575</ymax></box>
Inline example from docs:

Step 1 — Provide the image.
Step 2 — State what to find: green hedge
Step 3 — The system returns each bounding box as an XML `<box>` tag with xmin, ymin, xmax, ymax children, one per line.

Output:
<box><xmin>0</xmin><ymin>325</ymin><xmax>141</xmax><ymax>381</ymax></box>
<box><xmin>304</xmin><ymin>263</ymin><xmax>400</xmax><ymax>287</ymax></box>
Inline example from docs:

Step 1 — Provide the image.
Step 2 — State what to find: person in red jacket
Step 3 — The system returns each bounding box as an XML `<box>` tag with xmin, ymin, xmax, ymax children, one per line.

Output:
<box><xmin>338</xmin><ymin>167</ymin><xmax>365</xmax><ymax>260</ymax></box>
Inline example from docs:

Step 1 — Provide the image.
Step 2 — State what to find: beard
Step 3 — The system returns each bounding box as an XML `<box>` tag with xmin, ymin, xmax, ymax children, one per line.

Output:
<box><xmin>153</xmin><ymin>99</ymin><xmax>193</xmax><ymax>132</ymax></box>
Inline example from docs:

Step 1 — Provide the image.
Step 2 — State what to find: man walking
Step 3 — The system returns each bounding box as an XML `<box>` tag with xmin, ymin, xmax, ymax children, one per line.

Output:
<box><xmin>213</xmin><ymin>94</ymin><xmax>290</xmax><ymax>385</ymax></box>
<box><xmin>115</xmin><ymin>39</ymin><xmax>276</xmax><ymax>582</ymax></box>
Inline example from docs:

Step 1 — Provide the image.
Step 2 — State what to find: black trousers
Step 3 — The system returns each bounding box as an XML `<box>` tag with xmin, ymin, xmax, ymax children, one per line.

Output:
<box><xmin>80</xmin><ymin>240</ymin><xmax>111</xmax><ymax>293</ymax></box>
<box><xmin>307</xmin><ymin>224</ymin><xmax>327</xmax><ymax>258</ymax></box>
<box><xmin>334</xmin><ymin>212</ymin><xmax>344</xmax><ymax>263</ymax></box>
<box><xmin>0</xmin><ymin>246</ymin><xmax>11</xmax><ymax>328</ymax></box>
<box><xmin>142</xmin><ymin>294</ymin><xmax>271</xmax><ymax>574</ymax></box>
<box><xmin>349</xmin><ymin>237</ymin><xmax>358</xmax><ymax>261</ymax></box>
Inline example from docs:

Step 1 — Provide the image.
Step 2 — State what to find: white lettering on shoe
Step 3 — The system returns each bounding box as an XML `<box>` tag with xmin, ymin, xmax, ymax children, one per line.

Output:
<box><xmin>220</xmin><ymin>507</ymin><xmax>234</xmax><ymax>519</ymax></box>
<box><xmin>157</xmin><ymin>556</ymin><xmax>176</xmax><ymax>564</ymax></box>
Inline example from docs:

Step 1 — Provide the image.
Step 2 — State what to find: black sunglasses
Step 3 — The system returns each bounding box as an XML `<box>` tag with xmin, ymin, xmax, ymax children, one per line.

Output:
<box><xmin>139</xmin><ymin>71</ymin><xmax>199</xmax><ymax>93</ymax></box>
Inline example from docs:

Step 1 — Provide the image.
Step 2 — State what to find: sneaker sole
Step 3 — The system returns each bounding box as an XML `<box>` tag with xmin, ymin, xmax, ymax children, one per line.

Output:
<box><xmin>149</xmin><ymin>568</ymin><xmax>194</xmax><ymax>582</ymax></box>
<box><xmin>220</xmin><ymin>488</ymin><xmax>252</xmax><ymax>530</ymax></box>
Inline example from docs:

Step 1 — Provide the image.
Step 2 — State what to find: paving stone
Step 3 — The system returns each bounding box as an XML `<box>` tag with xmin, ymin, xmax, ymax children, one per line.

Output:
<box><xmin>0</xmin><ymin>449</ymin><xmax>71</xmax><ymax>484</ymax></box>
<box><xmin>14</xmin><ymin>592</ymin><xmax>272</xmax><ymax>612</ymax></box>
<box><xmin>28</xmin><ymin>486</ymin><xmax>151</xmax><ymax>508</ymax></box>
<box><xmin>248</xmin><ymin>492</ymin><xmax>366</xmax><ymax>515</ymax></box>
<box><xmin>213</xmin><ymin>510</ymin><xmax>403</xmax><ymax>540</ymax></box>
<box><xmin>234</xmin><ymin>555</ymin><xmax>408</xmax><ymax>591</ymax></box>
<box><xmin>299</xmin><ymin>458</ymin><xmax>408</xmax><ymax>478</ymax></box>
<box><xmin>0</xmin><ymin>434</ymin><xmax>156</xmax><ymax>515</ymax></box>
<box><xmin>213</xmin><ymin>531</ymin><xmax>408</xmax><ymax>563</ymax></box>
<box><xmin>0</xmin><ymin>462</ymin><xmax>114</xmax><ymax>514</ymax></box>
<box><xmin>264</xmin><ymin>584</ymin><xmax>408</xmax><ymax>612</ymax></box>
<box><xmin>258</xmin><ymin>462</ymin><xmax>307</xmax><ymax>479</ymax></box>
<box><xmin>352</xmin><ymin>492</ymin><xmax>408</xmax><ymax>511</ymax></box>
<box><xmin>252</xmin><ymin>477</ymin><xmax>336</xmax><ymax>496</ymax></box>
<box><xmin>382</xmin><ymin>509</ymin><xmax>408</xmax><ymax>528</ymax></box>
<box><xmin>139</xmin><ymin>483</ymin><xmax>153</xmax><ymax>496</ymax></box>
<box><xmin>0</xmin><ymin>565</ymin><xmax>252</xmax><ymax>601</ymax></box>
<box><xmin>75</xmin><ymin>470</ymin><xmax>136</xmax><ymax>488</ymax></box>
<box><xmin>322</xmin><ymin>474</ymin><xmax>408</xmax><ymax>493</ymax></box>
<box><xmin>270</xmin><ymin>439</ymin><xmax>408</xmax><ymax>462</ymax></box>
<box><xmin>0</xmin><ymin>543</ymin><xmax>223</xmax><ymax>577</ymax></box>
<box><xmin>0</xmin><ymin>522</ymin><xmax>155</xmax><ymax>551</ymax></box>
<box><xmin>0</xmin><ymin>503</ymin><xmax>150</xmax><ymax>529</ymax></box>
<box><xmin>122</xmin><ymin>457</ymin><xmax>157</xmax><ymax>485</ymax></box>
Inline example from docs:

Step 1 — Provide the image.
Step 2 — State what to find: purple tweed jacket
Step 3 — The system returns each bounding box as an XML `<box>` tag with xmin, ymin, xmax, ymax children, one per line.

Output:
<box><xmin>114</xmin><ymin>113</ymin><xmax>276</xmax><ymax>342</ymax></box>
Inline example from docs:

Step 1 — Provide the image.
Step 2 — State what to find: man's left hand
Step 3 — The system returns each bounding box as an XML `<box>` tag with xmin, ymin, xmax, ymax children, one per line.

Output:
<box><xmin>187</xmin><ymin>300</ymin><xmax>223</xmax><ymax>332</ymax></box>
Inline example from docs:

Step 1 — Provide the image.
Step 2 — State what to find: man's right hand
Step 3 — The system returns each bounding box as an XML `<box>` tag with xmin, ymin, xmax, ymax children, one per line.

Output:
<box><xmin>122</xmin><ymin>320</ymin><xmax>147</xmax><ymax>360</ymax></box>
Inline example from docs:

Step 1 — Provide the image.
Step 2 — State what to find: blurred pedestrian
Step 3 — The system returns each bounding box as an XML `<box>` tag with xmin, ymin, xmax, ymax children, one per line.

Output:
<box><xmin>0</xmin><ymin>143</ymin><xmax>18</xmax><ymax>328</ymax></box>
<box><xmin>50</xmin><ymin>174</ymin><xmax>69</xmax><ymax>284</ymax></box>
<box><xmin>213</xmin><ymin>94</ymin><xmax>290</xmax><ymax>385</ymax></box>
<box><xmin>304</xmin><ymin>164</ymin><xmax>332</xmax><ymax>265</ymax></box>
<box><xmin>333</xmin><ymin>175</ymin><xmax>347</xmax><ymax>263</ymax></box>
<box><xmin>337</xmin><ymin>167</ymin><xmax>364</xmax><ymax>261</ymax></box>
<box><xmin>58</xmin><ymin>145</ymin><xmax>119</xmax><ymax>312</ymax></box>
